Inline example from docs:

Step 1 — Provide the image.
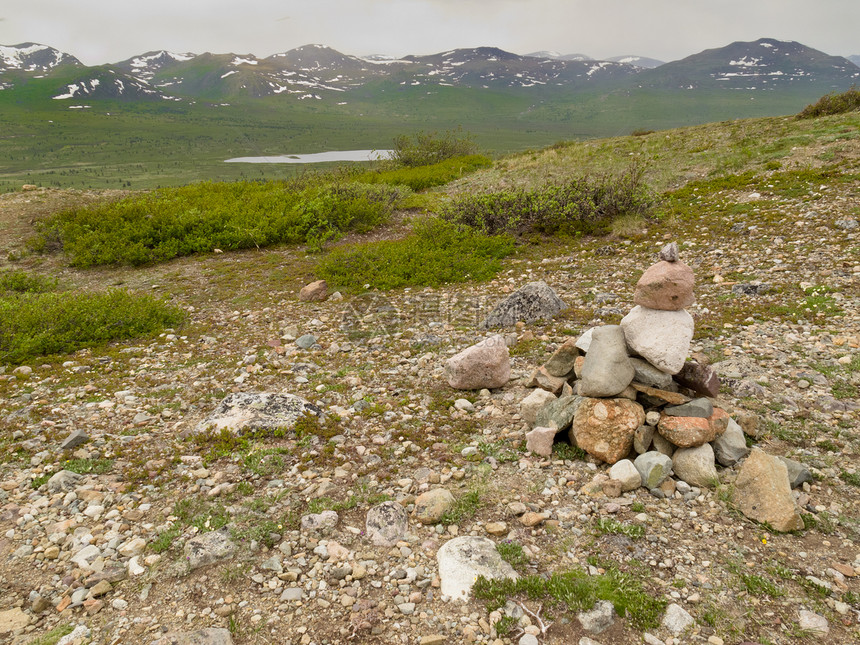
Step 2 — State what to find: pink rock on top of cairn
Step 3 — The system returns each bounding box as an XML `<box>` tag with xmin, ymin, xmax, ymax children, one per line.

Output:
<box><xmin>633</xmin><ymin>243</ymin><xmax>695</xmax><ymax>311</ymax></box>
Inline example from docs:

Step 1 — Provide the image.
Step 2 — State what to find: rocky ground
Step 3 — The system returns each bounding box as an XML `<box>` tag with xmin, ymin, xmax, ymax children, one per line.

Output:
<box><xmin>0</xmin><ymin>157</ymin><xmax>858</xmax><ymax>645</ymax></box>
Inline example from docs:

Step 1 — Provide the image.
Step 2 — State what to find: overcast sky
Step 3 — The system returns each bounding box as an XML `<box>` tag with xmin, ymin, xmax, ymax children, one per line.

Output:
<box><xmin>1</xmin><ymin>0</ymin><xmax>857</xmax><ymax>65</ymax></box>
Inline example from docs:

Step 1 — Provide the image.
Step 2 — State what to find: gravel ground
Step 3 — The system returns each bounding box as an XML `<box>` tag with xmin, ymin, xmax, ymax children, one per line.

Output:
<box><xmin>0</xmin><ymin>167</ymin><xmax>858</xmax><ymax>645</ymax></box>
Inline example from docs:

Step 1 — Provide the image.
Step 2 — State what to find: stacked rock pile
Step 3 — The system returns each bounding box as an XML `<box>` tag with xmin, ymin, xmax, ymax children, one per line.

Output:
<box><xmin>519</xmin><ymin>243</ymin><xmax>806</xmax><ymax>531</ymax></box>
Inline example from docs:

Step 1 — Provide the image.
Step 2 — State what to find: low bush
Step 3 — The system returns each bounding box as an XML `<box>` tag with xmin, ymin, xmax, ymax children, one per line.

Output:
<box><xmin>390</xmin><ymin>128</ymin><xmax>478</xmax><ymax>167</ymax></box>
<box><xmin>797</xmin><ymin>86</ymin><xmax>860</xmax><ymax>119</ymax></box>
<box><xmin>443</xmin><ymin>164</ymin><xmax>653</xmax><ymax>237</ymax></box>
<box><xmin>358</xmin><ymin>154</ymin><xmax>492</xmax><ymax>191</ymax></box>
<box><xmin>0</xmin><ymin>289</ymin><xmax>185</xmax><ymax>364</ymax></box>
<box><xmin>316</xmin><ymin>217</ymin><xmax>514</xmax><ymax>291</ymax></box>
<box><xmin>32</xmin><ymin>180</ymin><xmax>406</xmax><ymax>265</ymax></box>
<box><xmin>0</xmin><ymin>270</ymin><xmax>58</xmax><ymax>294</ymax></box>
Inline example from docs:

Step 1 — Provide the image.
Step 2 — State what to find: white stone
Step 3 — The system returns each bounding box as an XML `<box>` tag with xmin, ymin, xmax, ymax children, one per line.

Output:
<box><xmin>437</xmin><ymin>536</ymin><xmax>518</xmax><ymax>601</ymax></box>
<box><xmin>662</xmin><ymin>602</ymin><xmax>695</xmax><ymax>634</ymax></box>
<box><xmin>128</xmin><ymin>556</ymin><xmax>146</xmax><ymax>576</ymax></box>
<box><xmin>620</xmin><ymin>306</ymin><xmax>694</xmax><ymax>375</ymax></box>
<box><xmin>608</xmin><ymin>459</ymin><xmax>642</xmax><ymax>492</ymax></box>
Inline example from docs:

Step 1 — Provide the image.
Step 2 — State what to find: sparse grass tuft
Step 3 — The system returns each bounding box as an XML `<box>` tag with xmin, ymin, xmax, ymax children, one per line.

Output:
<box><xmin>473</xmin><ymin>566</ymin><xmax>666</xmax><ymax>630</ymax></box>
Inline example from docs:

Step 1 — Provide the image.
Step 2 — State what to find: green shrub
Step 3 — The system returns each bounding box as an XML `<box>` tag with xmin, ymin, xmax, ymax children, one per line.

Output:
<box><xmin>32</xmin><ymin>180</ymin><xmax>405</xmax><ymax>266</ymax></box>
<box><xmin>390</xmin><ymin>129</ymin><xmax>478</xmax><ymax>167</ymax></box>
<box><xmin>0</xmin><ymin>289</ymin><xmax>185</xmax><ymax>364</ymax></box>
<box><xmin>797</xmin><ymin>87</ymin><xmax>860</xmax><ymax>119</ymax></box>
<box><xmin>0</xmin><ymin>270</ymin><xmax>58</xmax><ymax>294</ymax></box>
<box><xmin>444</xmin><ymin>164</ymin><xmax>653</xmax><ymax>237</ymax></box>
<box><xmin>358</xmin><ymin>155</ymin><xmax>492</xmax><ymax>191</ymax></box>
<box><xmin>316</xmin><ymin>218</ymin><xmax>514</xmax><ymax>291</ymax></box>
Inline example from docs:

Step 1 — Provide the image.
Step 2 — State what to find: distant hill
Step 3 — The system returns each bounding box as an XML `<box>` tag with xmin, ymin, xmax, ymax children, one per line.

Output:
<box><xmin>849</xmin><ymin>55</ymin><xmax>860</xmax><ymax>67</ymax></box>
<box><xmin>633</xmin><ymin>38</ymin><xmax>859</xmax><ymax>91</ymax></box>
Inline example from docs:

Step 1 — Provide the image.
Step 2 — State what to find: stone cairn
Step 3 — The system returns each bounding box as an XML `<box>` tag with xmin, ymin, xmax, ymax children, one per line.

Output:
<box><xmin>517</xmin><ymin>242</ymin><xmax>805</xmax><ymax>532</ymax></box>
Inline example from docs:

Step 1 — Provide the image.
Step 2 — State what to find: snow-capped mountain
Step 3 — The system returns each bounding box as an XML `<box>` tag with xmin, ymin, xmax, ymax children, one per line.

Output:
<box><xmin>607</xmin><ymin>55</ymin><xmax>664</xmax><ymax>69</ymax></box>
<box><xmin>49</xmin><ymin>67</ymin><xmax>173</xmax><ymax>101</ymax></box>
<box><xmin>2</xmin><ymin>38</ymin><xmax>857</xmax><ymax>104</ymax></box>
<box><xmin>114</xmin><ymin>50</ymin><xmax>196</xmax><ymax>83</ymax></box>
<box><xmin>636</xmin><ymin>38</ymin><xmax>859</xmax><ymax>90</ymax></box>
<box><xmin>0</xmin><ymin>42</ymin><xmax>81</xmax><ymax>74</ymax></box>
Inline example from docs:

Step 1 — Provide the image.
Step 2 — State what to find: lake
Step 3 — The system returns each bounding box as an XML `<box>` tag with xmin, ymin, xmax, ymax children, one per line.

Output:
<box><xmin>224</xmin><ymin>150</ymin><xmax>393</xmax><ymax>164</ymax></box>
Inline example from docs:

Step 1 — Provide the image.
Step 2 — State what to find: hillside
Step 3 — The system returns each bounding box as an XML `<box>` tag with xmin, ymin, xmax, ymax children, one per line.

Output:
<box><xmin>0</xmin><ymin>110</ymin><xmax>858</xmax><ymax>645</ymax></box>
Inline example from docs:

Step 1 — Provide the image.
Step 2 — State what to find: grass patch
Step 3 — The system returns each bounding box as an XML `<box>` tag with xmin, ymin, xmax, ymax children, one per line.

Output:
<box><xmin>317</xmin><ymin>217</ymin><xmax>515</xmax><ymax>291</ymax></box>
<box><xmin>150</xmin><ymin>526</ymin><xmax>181</xmax><ymax>553</ymax></box>
<box><xmin>62</xmin><ymin>458</ymin><xmax>114</xmax><ymax>475</ymax></box>
<box><xmin>595</xmin><ymin>517</ymin><xmax>645</xmax><ymax>539</ymax></box>
<box><xmin>496</xmin><ymin>540</ymin><xmax>530</xmax><ymax>572</ymax></box>
<box><xmin>439</xmin><ymin>489</ymin><xmax>483</xmax><ymax>525</ymax></box>
<box><xmin>0</xmin><ymin>288</ymin><xmax>185</xmax><ymax>365</ymax></box>
<box><xmin>840</xmin><ymin>471</ymin><xmax>860</xmax><ymax>487</ymax></box>
<box><xmin>358</xmin><ymin>154</ymin><xmax>492</xmax><ymax>191</ymax></box>
<box><xmin>25</xmin><ymin>625</ymin><xmax>76</xmax><ymax>645</ymax></box>
<box><xmin>473</xmin><ymin>566</ymin><xmax>666</xmax><ymax>630</ymax></box>
<box><xmin>32</xmin><ymin>179</ymin><xmax>406</xmax><ymax>265</ymax></box>
<box><xmin>552</xmin><ymin>441</ymin><xmax>587</xmax><ymax>461</ymax></box>
<box><xmin>444</xmin><ymin>164</ymin><xmax>653</xmax><ymax>237</ymax></box>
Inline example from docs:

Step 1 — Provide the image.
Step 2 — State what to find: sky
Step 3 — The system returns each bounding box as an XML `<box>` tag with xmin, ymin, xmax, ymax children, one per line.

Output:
<box><xmin>1</xmin><ymin>0</ymin><xmax>857</xmax><ymax>66</ymax></box>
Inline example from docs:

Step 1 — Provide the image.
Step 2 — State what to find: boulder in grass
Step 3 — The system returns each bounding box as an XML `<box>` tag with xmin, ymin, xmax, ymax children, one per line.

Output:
<box><xmin>193</xmin><ymin>392</ymin><xmax>321</xmax><ymax>435</ymax></box>
<box><xmin>445</xmin><ymin>335</ymin><xmax>510</xmax><ymax>390</ymax></box>
<box><xmin>621</xmin><ymin>306</ymin><xmax>694</xmax><ymax>375</ymax></box>
<box><xmin>299</xmin><ymin>279</ymin><xmax>328</xmax><ymax>302</ymax></box>
<box><xmin>437</xmin><ymin>536</ymin><xmax>518</xmax><ymax>601</ymax></box>
<box><xmin>479</xmin><ymin>281</ymin><xmax>567</xmax><ymax>329</ymax></box>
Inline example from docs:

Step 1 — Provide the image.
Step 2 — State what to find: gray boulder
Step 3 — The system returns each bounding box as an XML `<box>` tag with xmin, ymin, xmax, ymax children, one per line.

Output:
<box><xmin>672</xmin><ymin>444</ymin><xmax>719</xmax><ymax>488</ymax></box>
<box><xmin>634</xmin><ymin>452</ymin><xmax>673</xmax><ymax>489</ymax></box>
<box><xmin>621</xmin><ymin>306</ymin><xmax>694</xmax><ymax>375</ymax></box>
<box><xmin>778</xmin><ymin>456</ymin><xmax>813</xmax><ymax>489</ymax></box>
<box><xmin>535</xmin><ymin>395</ymin><xmax>583</xmax><ymax>432</ymax></box>
<box><xmin>712</xmin><ymin>418</ymin><xmax>749</xmax><ymax>466</ymax></box>
<box><xmin>366</xmin><ymin>501</ymin><xmax>409</xmax><ymax>546</ymax></box>
<box><xmin>193</xmin><ymin>392</ymin><xmax>321</xmax><ymax>435</ymax></box>
<box><xmin>578</xmin><ymin>600</ymin><xmax>616</xmax><ymax>634</ymax></box>
<box><xmin>184</xmin><ymin>528</ymin><xmax>236</xmax><ymax>571</ymax></box>
<box><xmin>578</xmin><ymin>326</ymin><xmax>635</xmax><ymax>398</ymax></box>
<box><xmin>479</xmin><ymin>281</ymin><xmax>567</xmax><ymax>329</ymax></box>
<box><xmin>46</xmin><ymin>469</ymin><xmax>83</xmax><ymax>493</ymax></box>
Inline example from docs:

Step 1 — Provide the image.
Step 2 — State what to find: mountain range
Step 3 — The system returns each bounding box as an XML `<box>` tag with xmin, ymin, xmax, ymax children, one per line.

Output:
<box><xmin>1</xmin><ymin>38</ymin><xmax>857</xmax><ymax>104</ymax></box>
